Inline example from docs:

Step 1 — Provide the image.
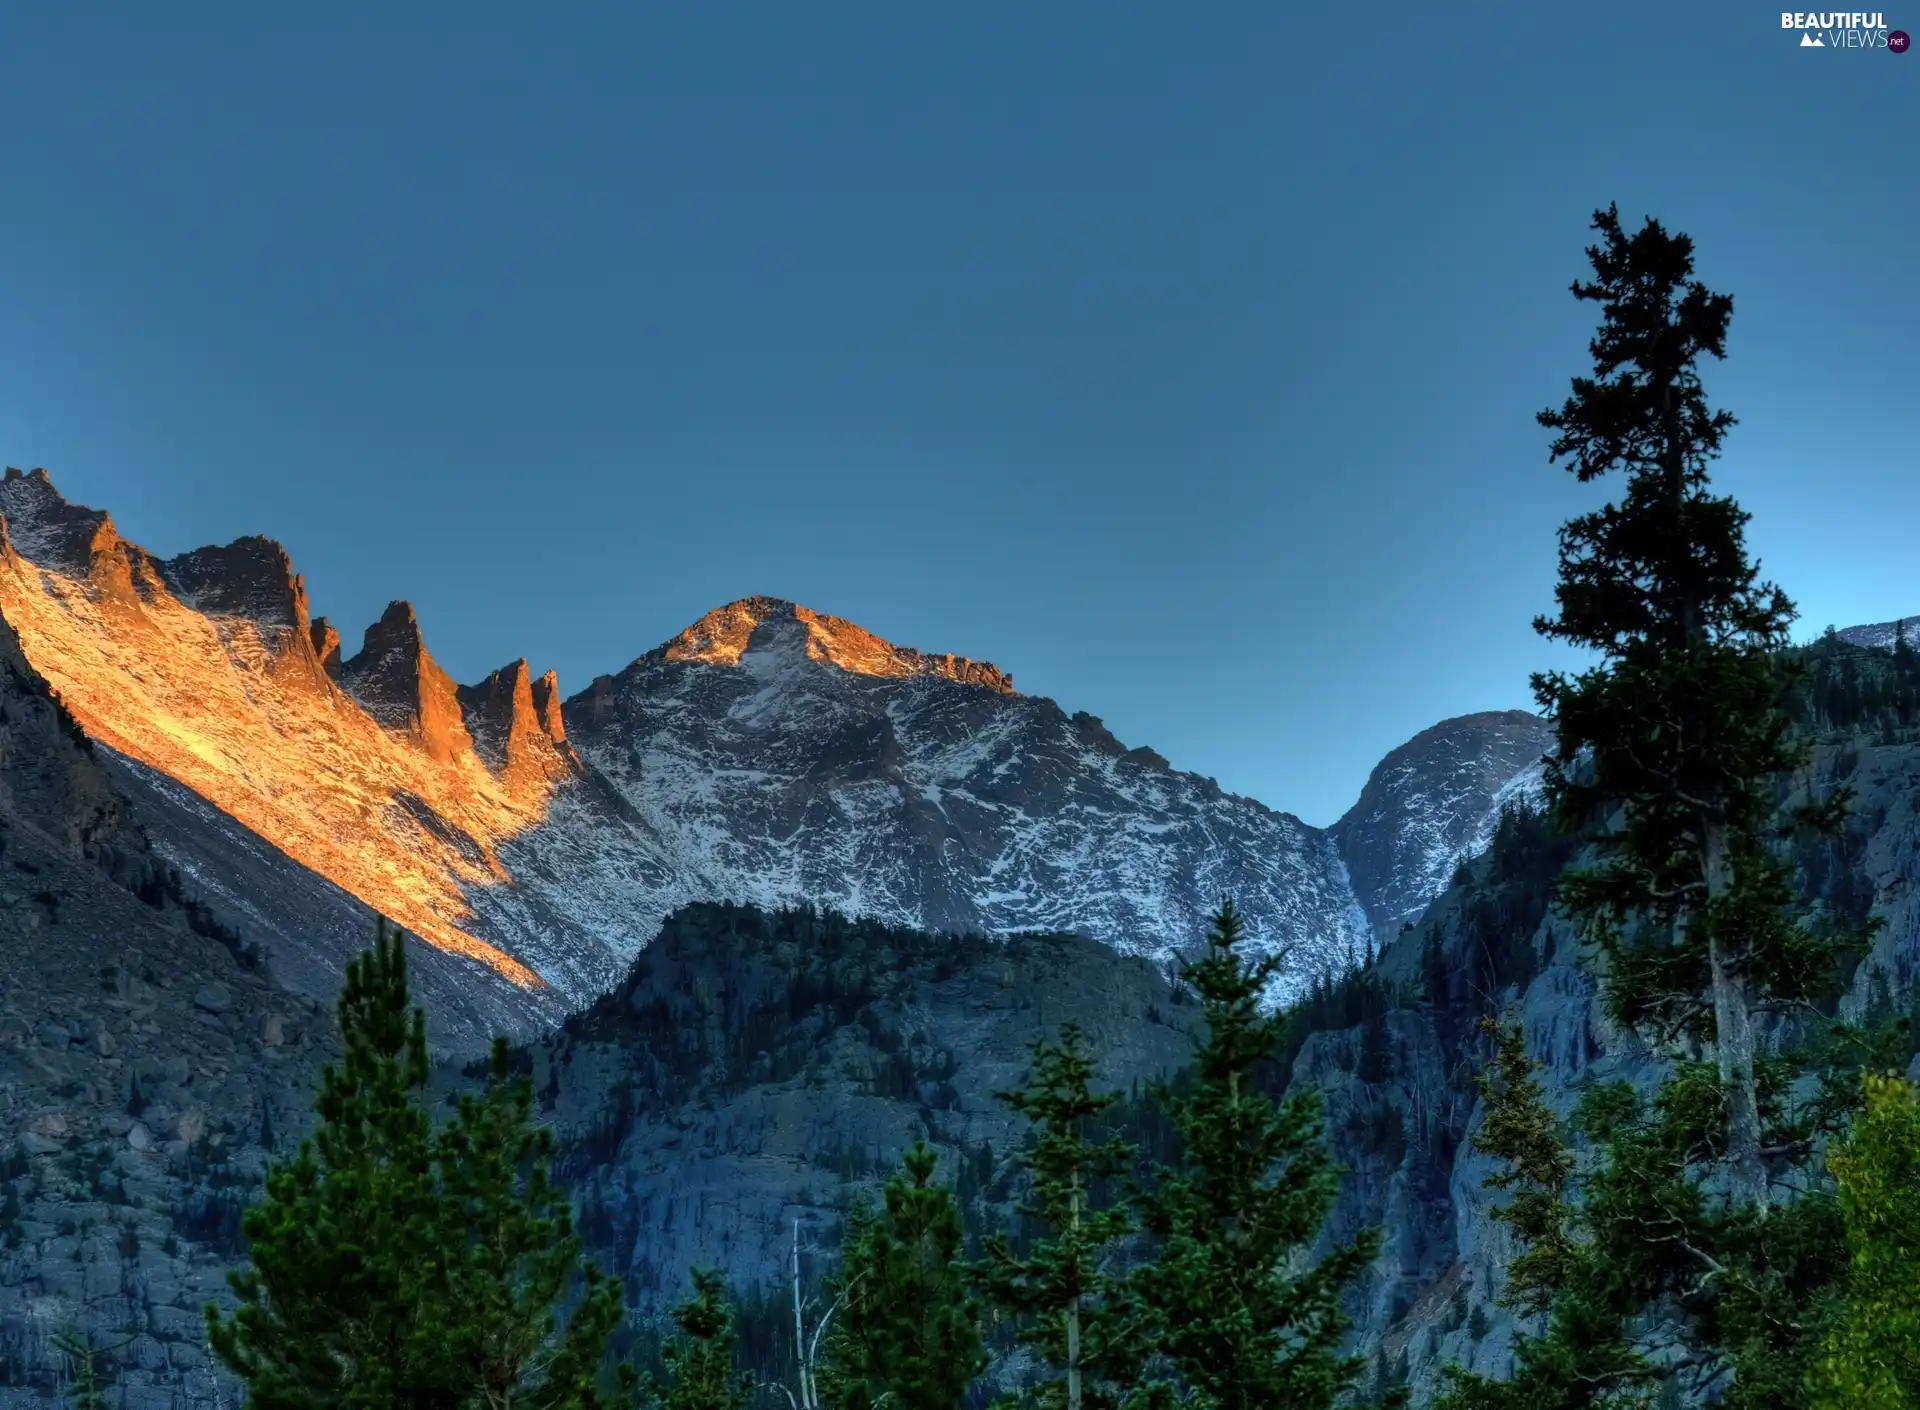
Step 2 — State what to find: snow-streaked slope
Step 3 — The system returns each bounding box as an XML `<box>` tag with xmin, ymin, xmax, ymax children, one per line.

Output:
<box><xmin>0</xmin><ymin>469</ymin><xmax>1560</xmax><ymax>1029</ymax></box>
<box><xmin>549</xmin><ymin>599</ymin><xmax>1372</xmax><ymax>995</ymax></box>
<box><xmin>1330</xmin><ymin>710</ymin><xmax>1554</xmax><ymax>940</ymax></box>
<box><xmin>1836</xmin><ymin>616</ymin><xmax>1918</xmax><ymax>650</ymax></box>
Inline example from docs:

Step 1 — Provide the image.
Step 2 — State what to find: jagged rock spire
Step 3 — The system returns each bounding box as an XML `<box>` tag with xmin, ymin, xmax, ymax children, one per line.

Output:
<box><xmin>457</xmin><ymin>659</ymin><xmax>573</xmax><ymax>785</ymax></box>
<box><xmin>530</xmin><ymin>669</ymin><xmax>567</xmax><ymax>745</ymax></box>
<box><xmin>0</xmin><ymin>467</ymin><xmax>156</xmax><ymax>604</ymax></box>
<box><xmin>309</xmin><ymin>617</ymin><xmax>342</xmax><ymax>678</ymax></box>
<box><xmin>161</xmin><ymin>537</ymin><xmax>312</xmax><ymax>633</ymax></box>
<box><xmin>339</xmin><ymin>601</ymin><xmax>473</xmax><ymax>765</ymax></box>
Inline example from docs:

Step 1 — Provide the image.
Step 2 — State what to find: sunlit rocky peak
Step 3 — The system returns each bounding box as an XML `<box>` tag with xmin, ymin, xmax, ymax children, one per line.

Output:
<box><xmin>661</xmin><ymin>595</ymin><xmax>1014</xmax><ymax>694</ymax></box>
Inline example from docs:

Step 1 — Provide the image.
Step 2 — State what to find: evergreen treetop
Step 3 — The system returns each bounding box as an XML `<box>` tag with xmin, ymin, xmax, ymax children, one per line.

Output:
<box><xmin>1469</xmin><ymin>1018</ymin><xmax>1576</xmax><ymax>1319</ymax></box>
<box><xmin>978</xmin><ymin>1021</ymin><xmax>1139</xmax><ymax>1410</ymax></box>
<box><xmin>208</xmin><ymin>918</ymin><xmax>625</xmax><ymax>1409</ymax></box>
<box><xmin>1530</xmin><ymin>203</ymin><xmax>1859</xmax><ymax>1213</ymax></box>
<box><xmin>209</xmin><ymin>919</ymin><xmax>442</xmax><ymax>1405</ymax></box>
<box><xmin>820</xmin><ymin>1141</ymin><xmax>986</xmax><ymax>1410</ymax></box>
<box><xmin>1131</xmin><ymin>900</ymin><xmax>1377</xmax><ymax>1410</ymax></box>
<box><xmin>650</xmin><ymin>1268</ymin><xmax>754</xmax><ymax>1410</ymax></box>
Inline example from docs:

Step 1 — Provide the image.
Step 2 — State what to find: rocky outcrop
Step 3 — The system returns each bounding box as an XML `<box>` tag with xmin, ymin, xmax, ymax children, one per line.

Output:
<box><xmin>457</xmin><ymin>659</ymin><xmax>573</xmax><ymax>785</ymax></box>
<box><xmin>531</xmin><ymin>669</ymin><xmax>567</xmax><ymax>745</ymax></box>
<box><xmin>0</xmin><ymin>468</ymin><xmax>165</xmax><ymax>610</ymax></box>
<box><xmin>0</xmin><ymin>468</ymin><xmax>123</xmax><ymax>577</ymax></box>
<box><xmin>160</xmin><ymin>537</ymin><xmax>336</xmax><ymax>690</ymax></box>
<box><xmin>160</xmin><ymin>537</ymin><xmax>309</xmax><ymax>633</ymax></box>
<box><xmin>309</xmin><ymin>616</ymin><xmax>342</xmax><ymax>677</ymax></box>
<box><xmin>339</xmin><ymin>600</ymin><xmax>475</xmax><ymax>766</ymax></box>
<box><xmin>530</xmin><ymin>903</ymin><xmax>1197</xmax><ymax>1320</ymax></box>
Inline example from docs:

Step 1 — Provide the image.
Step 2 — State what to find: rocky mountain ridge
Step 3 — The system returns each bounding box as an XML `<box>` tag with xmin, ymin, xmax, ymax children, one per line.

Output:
<box><xmin>0</xmin><ymin>468</ymin><xmax>1551</xmax><ymax>1035</ymax></box>
<box><xmin>1836</xmin><ymin>614</ymin><xmax>1917</xmax><ymax>651</ymax></box>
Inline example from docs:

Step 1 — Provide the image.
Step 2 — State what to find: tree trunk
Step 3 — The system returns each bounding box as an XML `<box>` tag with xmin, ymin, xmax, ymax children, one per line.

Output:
<box><xmin>792</xmin><ymin>1218</ymin><xmax>814</xmax><ymax>1410</ymax></box>
<box><xmin>1703</xmin><ymin>822</ymin><xmax>1767</xmax><ymax>1214</ymax></box>
<box><xmin>1067</xmin><ymin>1180</ymin><xmax>1082</xmax><ymax>1410</ymax></box>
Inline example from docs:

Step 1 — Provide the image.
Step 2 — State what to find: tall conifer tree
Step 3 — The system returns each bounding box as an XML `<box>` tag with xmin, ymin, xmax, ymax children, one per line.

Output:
<box><xmin>1439</xmin><ymin>207</ymin><xmax>1904</xmax><ymax>1410</ymax></box>
<box><xmin>1530</xmin><ymin>203</ymin><xmax>1846</xmax><ymax>1213</ymax></box>
<box><xmin>820</xmin><ymin>1141</ymin><xmax>986</xmax><ymax>1410</ymax></box>
<box><xmin>207</xmin><ymin>920</ymin><xmax>624</xmax><ymax>1408</ymax></box>
<box><xmin>651</xmin><ymin>1269</ymin><xmax>754</xmax><ymax>1410</ymax></box>
<box><xmin>208</xmin><ymin>920</ymin><xmax>442</xmax><ymax>1403</ymax></box>
<box><xmin>1435</xmin><ymin>1024</ymin><xmax>1649</xmax><ymax>1410</ymax></box>
<box><xmin>1130</xmin><ymin>900</ymin><xmax>1376</xmax><ymax>1410</ymax></box>
<box><xmin>979</xmin><ymin>1022</ymin><xmax>1138</xmax><ymax>1410</ymax></box>
<box><xmin>432</xmin><ymin>1036</ymin><xmax>628</xmax><ymax>1407</ymax></box>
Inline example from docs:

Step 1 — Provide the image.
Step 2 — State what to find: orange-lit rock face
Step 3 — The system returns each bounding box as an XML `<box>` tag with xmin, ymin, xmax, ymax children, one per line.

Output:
<box><xmin>664</xmin><ymin>596</ymin><xmax>1014</xmax><ymax>693</ymax></box>
<box><xmin>0</xmin><ymin>468</ymin><xmax>560</xmax><ymax>987</ymax></box>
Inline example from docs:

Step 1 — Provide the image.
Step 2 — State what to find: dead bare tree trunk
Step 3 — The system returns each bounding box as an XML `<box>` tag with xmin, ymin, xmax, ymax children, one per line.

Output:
<box><xmin>1066</xmin><ymin>1178</ymin><xmax>1082</xmax><ymax>1410</ymax></box>
<box><xmin>791</xmin><ymin>1218</ymin><xmax>816</xmax><ymax>1410</ymax></box>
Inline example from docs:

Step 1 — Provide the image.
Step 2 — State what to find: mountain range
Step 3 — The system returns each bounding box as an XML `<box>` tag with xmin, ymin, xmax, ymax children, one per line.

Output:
<box><xmin>0</xmin><ymin>466</ymin><xmax>1551</xmax><ymax>1040</ymax></box>
<box><xmin>1</xmin><ymin>462</ymin><xmax>1914</xmax><ymax>1407</ymax></box>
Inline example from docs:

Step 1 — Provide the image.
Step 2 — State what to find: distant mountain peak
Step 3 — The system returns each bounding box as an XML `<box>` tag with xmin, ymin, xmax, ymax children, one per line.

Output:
<box><xmin>1836</xmin><ymin>616</ymin><xmax>1919</xmax><ymax>650</ymax></box>
<box><xmin>1332</xmin><ymin>709</ymin><xmax>1554</xmax><ymax>939</ymax></box>
<box><xmin>656</xmin><ymin>596</ymin><xmax>1015</xmax><ymax>694</ymax></box>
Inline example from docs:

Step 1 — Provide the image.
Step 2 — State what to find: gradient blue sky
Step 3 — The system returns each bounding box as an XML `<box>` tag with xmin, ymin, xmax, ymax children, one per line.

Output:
<box><xmin>1</xmin><ymin>4</ymin><xmax>1912</xmax><ymax>826</ymax></box>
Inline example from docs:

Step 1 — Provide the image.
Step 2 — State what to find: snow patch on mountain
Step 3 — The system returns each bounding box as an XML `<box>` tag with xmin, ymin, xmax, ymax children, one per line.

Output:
<box><xmin>1836</xmin><ymin>615</ymin><xmax>1919</xmax><ymax>651</ymax></box>
<box><xmin>1331</xmin><ymin>710</ymin><xmax>1556</xmax><ymax>940</ymax></box>
<box><xmin>560</xmin><ymin>602</ymin><xmax>1373</xmax><ymax>999</ymax></box>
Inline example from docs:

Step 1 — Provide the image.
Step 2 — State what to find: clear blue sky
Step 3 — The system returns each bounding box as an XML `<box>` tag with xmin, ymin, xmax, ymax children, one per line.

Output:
<box><xmin>1</xmin><ymin>5</ymin><xmax>1913</xmax><ymax>826</ymax></box>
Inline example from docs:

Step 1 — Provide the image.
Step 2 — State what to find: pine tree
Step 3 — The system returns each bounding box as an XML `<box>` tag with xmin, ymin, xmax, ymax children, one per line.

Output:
<box><xmin>1468</xmin><ymin>1019</ymin><xmax>1576</xmax><ymax>1318</ymax></box>
<box><xmin>1435</xmin><ymin>1024</ymin><xmax>1649</xmax><ymax>1410</ymax></box>
<box><xmin>52</xmin><ymin>1326</ymin><xmax>110</xmax><ymax>1410</ymax></box>
<box><xmin>1807</xmin><ymin>1071</ymin><xmax>1920</xmax><ymax>1410</ymax></box>
<box><xmin>978</xmin><ymin>1022</ymin><xmax>1138</xmax><ymax>1410</ymax></box>
<box><xmin>208</xmin><ymin>918</ymin><xmax>442</xmax><ymax>1404</ymax></box>
<box><xmin>207</xmin><ymin>918</ymin><xmax>624</xmax><ymax>1408</ymax></box>
<box><xmin>1130</xmin><ymin>900</ymin><xmax>1377</xmax><ymax>1410</ymax></box>
<box><xmin>651</xmin><ymin>1269</ymin><xmax>753</xmax><ymax>1410</ymax></box>
<box><xmin>1437</xmin><ymin>208</ymin><xmax>1902</xmax><ymax>1410</ymax></box>
<box><xmin>1529</xmin><ymin>203</ymin><xmax>1849</xmax><ymax>1215</ymax></box>
<box><xmin>819</xmin><ymin>1141</ymin><xmax>986</xmax><ymax>1410</ymax></box>
<box><xmin>432</xmin><ymin>1036</ymin><xmax>628</xmax><ymax>1407</ymax></box>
